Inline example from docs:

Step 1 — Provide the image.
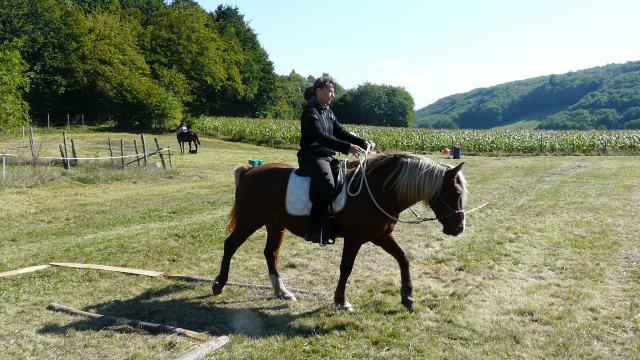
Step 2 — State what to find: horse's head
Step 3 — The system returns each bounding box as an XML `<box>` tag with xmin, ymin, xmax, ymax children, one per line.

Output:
<box><xmin>430</xmin><ymin>162</ymin><xmax>467</xmax><ymax>236</ymax></box>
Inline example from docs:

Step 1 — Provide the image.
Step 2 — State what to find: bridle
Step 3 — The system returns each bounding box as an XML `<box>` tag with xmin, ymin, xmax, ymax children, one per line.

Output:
<box><xmin>347</xmin><ymin>149</ymin><xmax>464</xmax><ymax>224</ymax></box>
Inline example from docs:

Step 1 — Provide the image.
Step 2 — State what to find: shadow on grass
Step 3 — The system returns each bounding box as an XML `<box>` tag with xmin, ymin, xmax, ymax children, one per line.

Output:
<box><xmin>38</xmin><ymin>284</ymin><xmax>334</xmax><ymax>339</ymax></box>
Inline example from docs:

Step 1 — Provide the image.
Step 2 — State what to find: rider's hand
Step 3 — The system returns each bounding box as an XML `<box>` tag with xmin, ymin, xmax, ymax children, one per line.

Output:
<box><xmin>364</xmin><ymin>140</ymin><xmax>376</xmax><ymax>150</ymax></box>
<box><xmin>349</xmin><ymin>144</ymin><xmax>364</xmax><ymax>157</ymax></box>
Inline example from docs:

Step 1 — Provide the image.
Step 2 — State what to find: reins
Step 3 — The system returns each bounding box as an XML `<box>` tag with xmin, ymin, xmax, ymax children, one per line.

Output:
<box><xmin>347</xmin><ymin>148</ymin><xmax>462</xmax><ymax>224</ymax></box>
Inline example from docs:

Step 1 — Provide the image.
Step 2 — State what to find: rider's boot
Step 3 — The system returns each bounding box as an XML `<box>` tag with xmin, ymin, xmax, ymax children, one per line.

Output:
<box><xmin>305</xmin><ymin>202</ymin><xmax>331</xmax><ymax>245</ymax></box>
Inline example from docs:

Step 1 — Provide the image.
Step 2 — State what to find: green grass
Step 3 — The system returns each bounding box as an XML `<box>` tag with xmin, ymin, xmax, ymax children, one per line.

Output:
<box><xmin>0</xmin><ymin>129</ymin><xmax>638</xmax><ymax>359</ymax></box>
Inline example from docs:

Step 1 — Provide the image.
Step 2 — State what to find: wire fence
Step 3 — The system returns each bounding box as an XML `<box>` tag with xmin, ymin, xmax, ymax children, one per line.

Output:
<box><xmin>1</xmin><ymin>129</ymin><xmax>173</xmax><ymax>181</ymax></box>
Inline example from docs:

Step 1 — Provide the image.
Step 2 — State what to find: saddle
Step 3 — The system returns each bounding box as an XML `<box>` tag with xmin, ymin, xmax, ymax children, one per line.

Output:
<box><xmin>285</xmin><ymin>159</ymin><xmax>347</xmax><ymax>216</ymax></box>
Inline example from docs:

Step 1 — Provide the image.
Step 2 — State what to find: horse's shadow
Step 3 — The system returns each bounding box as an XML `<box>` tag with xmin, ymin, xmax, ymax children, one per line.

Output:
<box><xmin>38</xmin><ymin>284</ymin><xmax>332</xmax><ymax>339</ymax></box>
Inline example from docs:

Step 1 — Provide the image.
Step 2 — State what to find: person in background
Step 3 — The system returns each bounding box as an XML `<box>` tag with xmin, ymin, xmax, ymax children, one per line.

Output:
<box><xmin>297</xmin><ymin>76</ymin><xmax>375</xmax><ymax>245</ymax></box>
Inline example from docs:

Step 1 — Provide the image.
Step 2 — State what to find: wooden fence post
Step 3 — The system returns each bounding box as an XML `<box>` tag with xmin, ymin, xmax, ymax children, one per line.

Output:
<box><xmin>59</xmin><ymin>145</ymin><xmax>69</xmax><ymax>170</ymax></box>
<box><xmin>167</xmin><ymin>147</ymin><xmax>173</xmax><ymax>170</ymax></box>
<box><xmin>2</xmin><ymin>151</ymin><xmax>5</xmax><ymax>181</ymax></box>
<box><xmin>141</xmin><ymin>134</ymin><xmax>148</xmax><ymax>169</ymax></box>
<box><xmin>70</xmin><ymin>139</ymin><xmax>78</xmax><ymax>166</ymax></box>
<box><xmin>62</xmin><ymin>131</ymin><xmax>70</xmax><ymax>169</ymax></box>
<box><xmin>134</xmin><ymin>140</ymin><xmax>141</xmax><ymax>166</ymax></box>
<box><xmin>154</xmin><ymin>138</ymin><xmax>166</xmax><ymax>170</ymax></box>
<box><xmin>120</xmin><ymin>139</ymin><xmax>125</xmax><ymax>169</ymax></box>
<box><xmin>108</xmin><ymin>138</ymin><xmax>114</xmax><ymax>166</ymax></box>
<box><xmin>29</xmin><ymin>127</ymin><xmax>36</xmax><ymax>164</ymax></box>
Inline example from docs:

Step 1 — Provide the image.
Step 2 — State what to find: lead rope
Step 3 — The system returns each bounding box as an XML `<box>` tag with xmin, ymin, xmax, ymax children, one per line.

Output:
<box><xmin>347</xmin><ymin>147</ymin><xmax>438</xmax><ymax>224</ymax></box>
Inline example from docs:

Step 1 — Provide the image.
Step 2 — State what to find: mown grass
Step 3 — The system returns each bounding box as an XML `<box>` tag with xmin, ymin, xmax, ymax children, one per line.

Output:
<box><xmin>0</xmin><ymin>129</ymin><xmax>638</xmax><ymax>359</ymax></box>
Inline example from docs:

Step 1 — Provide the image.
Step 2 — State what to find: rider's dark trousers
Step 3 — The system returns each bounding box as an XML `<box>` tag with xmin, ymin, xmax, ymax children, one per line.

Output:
<box><xmin>298</xmin><ymin>157</ymin><xmax>335</xmax><ymax>234</ymax></box>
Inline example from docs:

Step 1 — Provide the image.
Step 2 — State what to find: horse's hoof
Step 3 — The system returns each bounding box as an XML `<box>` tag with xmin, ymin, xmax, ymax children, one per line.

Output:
<box><xmin>337</xmin><ymin>301</ymin><xmax>353</xmax><ymax>312</ymax></box>
<box><xmin>212</xmin><ymin>281</ymin><xmax>224</xmax><ymax>296</ymax></box>
<box><xmin>401</xmin><ymin>296</ymin><xmax>415</xmax><ymax>311</ymax></box>
<box><xmin>279</xmin><ymin>291</ymin><xmax>297</xmax><ymax>301</ymax></box>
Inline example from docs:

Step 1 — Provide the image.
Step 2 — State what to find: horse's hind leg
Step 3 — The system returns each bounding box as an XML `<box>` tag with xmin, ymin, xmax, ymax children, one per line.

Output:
<box><xmin>212</xmin><ymin>227</ymin><xmax>256</xmax><ymax>295</ymax></box>
<box><xmin>371</xmin><ymin>233</ymin><xmax>414</xmax><ymax>311</ymax></box>
<box><xmin>264</xmin><ymin>222</ymin><xmax>296</xmax><ymax>301</ymax></box>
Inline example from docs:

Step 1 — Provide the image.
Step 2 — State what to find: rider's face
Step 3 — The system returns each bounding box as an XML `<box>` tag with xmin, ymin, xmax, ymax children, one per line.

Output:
<box><xmin>316</xmin><ymin>84</ymin><xmax>335</xmax><ymax>105</ymax></box>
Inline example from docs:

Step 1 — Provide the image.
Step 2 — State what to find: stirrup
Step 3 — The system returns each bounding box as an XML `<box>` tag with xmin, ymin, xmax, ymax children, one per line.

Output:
<box><xmin>318</xmin><ymin>228</ymin><xmax>335</xmax><ymax>246</ymax></box>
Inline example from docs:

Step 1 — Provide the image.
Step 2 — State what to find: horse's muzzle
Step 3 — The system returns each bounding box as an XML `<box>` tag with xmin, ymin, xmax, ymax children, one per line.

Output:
<box><xmin>443</xmin><ymin>225</ymin><xmax>464</xmax><ymax>236</ymax></box>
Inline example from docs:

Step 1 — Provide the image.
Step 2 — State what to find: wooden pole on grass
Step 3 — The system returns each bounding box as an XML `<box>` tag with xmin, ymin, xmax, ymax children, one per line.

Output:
<box><xmin>46</xmin><ymin>303</ymin><xmax>206</xmax><ymax>340</ymax></box>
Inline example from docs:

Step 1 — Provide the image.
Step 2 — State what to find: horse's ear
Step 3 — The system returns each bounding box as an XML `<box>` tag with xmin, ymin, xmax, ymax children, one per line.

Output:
<box><xmin>447</xmin><ymin>162</ymin><xmax>464</xmax><ymax>177</ymax></box>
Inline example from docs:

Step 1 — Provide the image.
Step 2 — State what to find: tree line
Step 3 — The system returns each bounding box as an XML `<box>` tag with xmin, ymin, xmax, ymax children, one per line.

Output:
<box><xmin>416</xmin><ymin>61</ymin><xmax>640</xmax><ymax>130</ymax></box>
<box><xmin>0</xmin><ymin>0</ymin><xmax>414</xmax><ymax>132</ymax></box>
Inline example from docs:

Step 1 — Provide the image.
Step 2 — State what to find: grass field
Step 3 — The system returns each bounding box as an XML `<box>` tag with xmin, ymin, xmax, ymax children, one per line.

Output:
<box><xmin>1</xmin><ymin>129</ymin><xmax>639</xmax><ymax>359</ymax></box>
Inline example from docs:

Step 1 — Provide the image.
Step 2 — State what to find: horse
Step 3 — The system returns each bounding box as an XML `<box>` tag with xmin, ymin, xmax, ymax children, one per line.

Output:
<box><xmin>177</xmin><ymin>130</ymin><xmax>201</xmax><ymax>154</ymax></box>
<box><xmin>212</xmin><ymin>152</ymin><xmax>467</xmax><ymax>311</ymax></box>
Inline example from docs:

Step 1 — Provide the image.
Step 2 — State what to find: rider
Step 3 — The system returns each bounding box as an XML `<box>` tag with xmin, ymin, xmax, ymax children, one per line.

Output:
<box><xmin>298</xmin><ymin>76</ymin><xmax>375</xmax><ymax>245</ymax></box>
<box><xmin>177</xmin><ymin>121</ymin><xmax>188</xmax><ymax>133</ymax></box>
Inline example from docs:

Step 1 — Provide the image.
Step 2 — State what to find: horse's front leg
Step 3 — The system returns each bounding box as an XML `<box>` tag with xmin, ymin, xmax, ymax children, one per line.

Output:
<box><xmin>371</xmin><ymin>233</ymin><xmax>414</xmax><ymax>311</ymax></box>
<box><xmin>264</xmin><ymin>222</ymin><xmax>296</xmax><ymax>301</ymax></box>
<box><xmin>334</xmin><ymin>240</ymin><xmax>362</xmax><ymax>311</ymax></box>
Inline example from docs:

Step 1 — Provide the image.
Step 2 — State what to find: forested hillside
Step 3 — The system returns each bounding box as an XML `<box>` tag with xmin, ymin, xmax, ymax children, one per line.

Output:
<box><xmin>415</xmin><ymin>61</ymin><xmax>640</xmax><ymax>130</ymax></box>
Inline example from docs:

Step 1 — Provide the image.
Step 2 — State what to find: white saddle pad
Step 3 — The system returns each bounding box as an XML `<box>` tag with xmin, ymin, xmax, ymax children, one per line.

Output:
<box><xmin>285</xmin><ymin>169</ymin><xmax>347</xmax><ymax>216</ymax></box>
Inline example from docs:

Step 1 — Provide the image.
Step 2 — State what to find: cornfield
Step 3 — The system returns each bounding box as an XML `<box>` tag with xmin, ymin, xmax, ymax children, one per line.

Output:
<box><xmin>195</xmin><ymin>117</ymin><xmax>640</xmax><ymax>155</ymax></box>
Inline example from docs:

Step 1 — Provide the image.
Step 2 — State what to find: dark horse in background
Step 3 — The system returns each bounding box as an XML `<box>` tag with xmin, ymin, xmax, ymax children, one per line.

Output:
<box><xmin>212</xmin><ymin>152</ymin><xmax>468</xmax><ymax>311</ymax></box>
<box><xmin>177</xmin><ymin>130</ymin><xmax>201</xmax><ymax>154</ymax></box>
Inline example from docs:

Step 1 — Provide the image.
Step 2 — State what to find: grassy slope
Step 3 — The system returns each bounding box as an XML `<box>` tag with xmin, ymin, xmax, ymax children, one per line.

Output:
<box><xmin>0</xmin><ymin>130</ymin><xmax>638</xmax><ymax>359</ymax></box>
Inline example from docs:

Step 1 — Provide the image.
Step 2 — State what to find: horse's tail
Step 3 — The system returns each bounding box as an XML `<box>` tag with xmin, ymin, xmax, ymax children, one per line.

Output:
<box><xmin>226</xmin><ymin>164</ymin><xmax>252</xmax><ymax>233</ymax></box>
<box><xmin>195</xmin><ymin>133</ymin><xmax>201</xmax><ymax>145</ymax></box>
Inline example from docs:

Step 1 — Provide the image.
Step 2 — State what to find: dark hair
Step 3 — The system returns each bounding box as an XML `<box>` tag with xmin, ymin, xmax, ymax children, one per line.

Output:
<box><xmin>303</xmin><ymin>76</ymin><xmax>337</xmax><ymax>100</ymax></box>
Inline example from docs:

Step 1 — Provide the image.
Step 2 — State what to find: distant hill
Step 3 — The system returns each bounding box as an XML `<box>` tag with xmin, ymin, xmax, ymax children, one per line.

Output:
<box><xmin>415</xmin><ymin>61</ymin><xmax>640</xmax><ymax>130</ymax></box>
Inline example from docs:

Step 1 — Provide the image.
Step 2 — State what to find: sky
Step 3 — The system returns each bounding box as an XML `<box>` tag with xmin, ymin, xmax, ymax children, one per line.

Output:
<box><xmin>196</xmin><ymin>0</ymin><xmax>640</xmax><ymax>109</ymax></box>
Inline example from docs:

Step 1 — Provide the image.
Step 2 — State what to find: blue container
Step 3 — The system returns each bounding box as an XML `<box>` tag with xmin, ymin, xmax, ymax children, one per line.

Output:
<box><xmin>453</xmin><ymin>146</ymin><xmax>462</xmax><ymax>159</ymax></box>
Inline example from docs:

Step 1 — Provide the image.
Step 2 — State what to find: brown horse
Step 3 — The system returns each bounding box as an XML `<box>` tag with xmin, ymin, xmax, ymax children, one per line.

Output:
<box><xmin>212</xmin><ymin>152</ymin><xmax>468</xmax><ymax>311</ymax></box>
<box><xmin>177</xmin><ymin>130</ymin><xmax>201</xmax><ymax>154</ymax></box>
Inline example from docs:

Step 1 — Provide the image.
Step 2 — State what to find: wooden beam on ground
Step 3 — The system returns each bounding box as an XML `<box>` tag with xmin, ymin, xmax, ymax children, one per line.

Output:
<box><xmin>175</xmin><ymin>336</ymin><xmax>230</xmax><ymax>360</ymax></box>
<box><xmin>49</xmin><ymin>263</ymin><xmax>164</xmax><ymax>277</ymax></box>
<box><xmin>0</xmin><ymin>264</ymin><xmax>51</xmax><ymax>278</ymax></box>
<box><xmin>46</xmin><ymin>303</ymin><xmax>206</xmax><ymax>340</ymax></box>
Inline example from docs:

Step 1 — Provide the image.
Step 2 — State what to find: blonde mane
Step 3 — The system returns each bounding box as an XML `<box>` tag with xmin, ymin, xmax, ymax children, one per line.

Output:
<box><xmin>349</xmin><ymin>152</ymin><xmax>467</xmax><ymax>209</ymax></box>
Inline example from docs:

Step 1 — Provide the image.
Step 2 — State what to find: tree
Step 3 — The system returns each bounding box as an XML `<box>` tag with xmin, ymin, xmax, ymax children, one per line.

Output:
<box><xmin>65</xmin><ymin>10</ymin><xmax>182</xmax><ymax>128</ymax></box>
<box><xmin>332</xmin><ymin>83</ymin><xmax>415</xmax><ymax>127</ymax></box>
<box><xmin>0</xmin><ymin>41</ymin><xmax>31</xmax><ymax>132</ymax></box>
<box><xmin>274</xmin><ymin>71</ymin><xmax>312</xmax><ymax>119</ymax></box>
<box><xmin>0</xmin><ymin>0</ymin><xmax>73</xmax><ymax>115</ymax></box>
<box><xmin>212</xmin><ymin>5</ymin><xmax>280</xmax><ymax>117</ymax></box>
<box><xmin>143</xmin><ymin>4</ymin><xmax>243</xmax><ymax>117</ymax></box>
